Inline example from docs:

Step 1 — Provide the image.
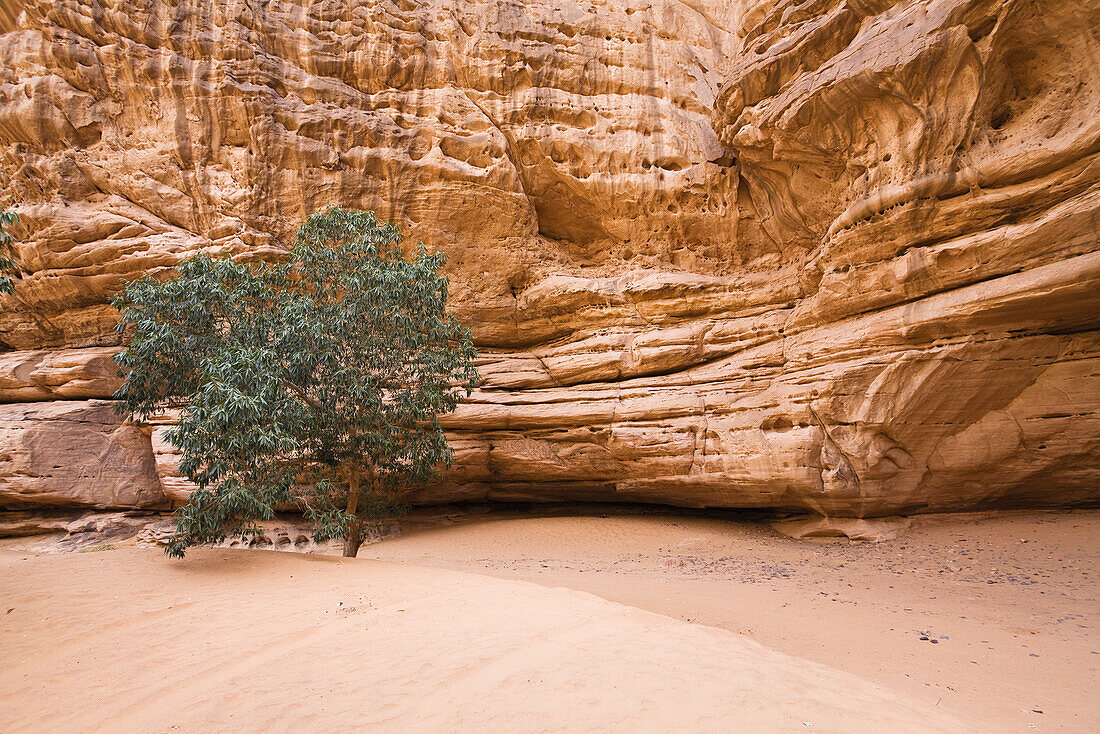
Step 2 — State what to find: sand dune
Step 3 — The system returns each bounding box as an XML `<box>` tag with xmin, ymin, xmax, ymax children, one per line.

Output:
<box><xmin>1</xmin><ymin>546</ymin><xmax>972</xmax><ymax>733</ymax></box>
<box><xmin>367</xmin><ymin>510</ymin><xmax>1099</xmax><ymax>732</ymax></box>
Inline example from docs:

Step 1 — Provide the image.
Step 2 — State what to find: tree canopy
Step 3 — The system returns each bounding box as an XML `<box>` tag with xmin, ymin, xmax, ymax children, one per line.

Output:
<box><xmin>113</xmin><ymin>206</ymin><xmax>479</xmax><ymax>557</ymax></box>
<box><xmin>0</xmin><ymin>209</ymin><xmax>19</xmax><ymax>294</ymax></box>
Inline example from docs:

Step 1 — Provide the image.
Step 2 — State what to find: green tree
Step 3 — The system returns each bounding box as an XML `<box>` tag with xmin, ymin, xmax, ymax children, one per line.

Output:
<box><xmin>0</xmin><ymin>210</ymin><xmax>19</xmax><ymax>294</ymax></box>
<box><xmin>113</xmin><ymin>206</ymin><xmax>479</xmax><ymax>558</ymax></box>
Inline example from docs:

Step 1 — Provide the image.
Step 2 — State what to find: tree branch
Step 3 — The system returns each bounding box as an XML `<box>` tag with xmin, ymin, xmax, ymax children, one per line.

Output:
<box><xmin>281</xmin><ymin>379</ymin><xmax>323</xmax><ymax>411</ymax></box>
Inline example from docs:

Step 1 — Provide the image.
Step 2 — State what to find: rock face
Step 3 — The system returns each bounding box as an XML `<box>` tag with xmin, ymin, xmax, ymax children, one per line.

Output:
<box><xmin>0</xmin><ymin>0</ymin><xmax>1097</xmax><ymax>514</ymax></box>
<box><xmin>0</xmin><ymin>401</ymin><xmax>167</xmax><ymax>508</ymax></box>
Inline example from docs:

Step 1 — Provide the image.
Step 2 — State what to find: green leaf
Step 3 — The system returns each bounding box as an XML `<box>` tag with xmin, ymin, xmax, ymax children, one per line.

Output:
<box><xmin>113</xmin><ymin>206</ymin><xmax>479</xmax><ymax>557</ymax></box>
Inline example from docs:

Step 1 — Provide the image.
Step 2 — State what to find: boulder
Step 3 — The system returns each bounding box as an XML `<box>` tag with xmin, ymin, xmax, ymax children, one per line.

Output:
<box><xmin>0</xmin><ymin>401</ymin><xmax>169</xmax><ymax>509</ymax></box>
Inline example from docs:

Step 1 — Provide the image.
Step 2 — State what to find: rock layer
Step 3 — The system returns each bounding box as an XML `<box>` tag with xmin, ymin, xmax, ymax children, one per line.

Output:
<box><xmin>0</xmin><ymin>0</ymin><xmax>1097</xmax><ymax>514</ymax></box>
<box><xmin>0</xmin><ymin>400</ymin><xmax>167</xmax><ymax>508</ymax></box>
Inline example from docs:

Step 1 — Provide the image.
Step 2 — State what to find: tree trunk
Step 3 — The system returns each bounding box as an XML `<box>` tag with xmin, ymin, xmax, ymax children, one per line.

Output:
<box><xmin>342</xmin><ymin>522</ymin><xmax>361</xmax><ymax>558</ymax></box>
<box><xmin>342</xmin><ymin>463</ymin><xmax>362</xmax><ymax>558</ymax></box>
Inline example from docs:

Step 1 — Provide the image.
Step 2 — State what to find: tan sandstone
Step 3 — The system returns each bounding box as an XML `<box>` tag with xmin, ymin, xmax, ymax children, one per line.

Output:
<box><xmin>0</xmin><ymin>0</ymin><xmax>1096</xmax><ymax>514</ymax></box>
<box><xmin>0</xmin><ymin>400</ymin><xmax>167</xmax><ymax>508</ymax></box>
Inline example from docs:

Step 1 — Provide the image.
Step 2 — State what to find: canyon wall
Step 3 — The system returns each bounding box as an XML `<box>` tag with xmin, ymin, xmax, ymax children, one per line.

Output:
<box><xmin>0</xmin><ymin>0</ymin><xmax>1097</xmax><ymax>516</ymax></box>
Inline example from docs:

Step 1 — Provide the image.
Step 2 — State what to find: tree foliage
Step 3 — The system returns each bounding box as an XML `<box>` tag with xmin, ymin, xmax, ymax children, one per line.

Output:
<box><xmin>0</xmin><ymin>210</ymin><xmax>19</xmax><ymax>294</ymax></box>
<box><xmin>113</xmin><ymin>207</ymin><xmax>479</xmax><ymax>557</ymax></box>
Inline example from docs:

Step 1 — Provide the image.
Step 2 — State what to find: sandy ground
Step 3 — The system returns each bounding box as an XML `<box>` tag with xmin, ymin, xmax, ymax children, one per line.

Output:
<box><xmin>0</xmin><ymin>546</ymin><xmax>973</xmax><ymax>733</ymax></box>
<box><xmin>362</xmin><ymin>509</ymin><xmax>1100</xmax><ymax>733</ymax></box>
<box><xmin>0</xmin><ymin>509</ymin><xmax>1094</xmax><ymax>732</ymax></box>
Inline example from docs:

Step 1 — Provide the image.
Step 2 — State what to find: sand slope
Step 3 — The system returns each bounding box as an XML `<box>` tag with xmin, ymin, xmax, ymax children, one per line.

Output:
<box><xmin>367</xmin><ymin>510</ymin><xmax>1099</xmax><ymax>732</ymax></box>
<box><xmin>0</xmin><ymin>547</ymin><xmax>971</xmax><ymax>733</ymax></box>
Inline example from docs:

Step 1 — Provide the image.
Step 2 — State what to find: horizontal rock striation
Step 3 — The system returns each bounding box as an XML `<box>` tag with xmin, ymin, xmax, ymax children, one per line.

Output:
<box><xmin>0</xmin><ymin>0</ymin><xmax>1097</xmax><ymax>514</ymax></box>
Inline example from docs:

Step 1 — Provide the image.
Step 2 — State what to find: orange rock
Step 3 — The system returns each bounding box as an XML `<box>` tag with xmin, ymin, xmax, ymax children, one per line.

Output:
<box><xmin>0</xmin><ymin>0</ymin><xmax>1096</xmax><ymax>515</ymax></box>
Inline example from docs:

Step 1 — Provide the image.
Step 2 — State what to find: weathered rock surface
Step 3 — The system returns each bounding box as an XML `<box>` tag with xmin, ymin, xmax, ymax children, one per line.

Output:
<box><xmin>770</xmin><ymin>516</ymin><xmax>914</xmax><ymax>542</ymax></box>
<box><xmin>0</xmin><ymin>400</ymin><xmax>168</xmax><ymax>508</ymax></box>
<box><xmin>0</xmin><ymin>347</ymin><xmax>123</xmax><ymax>401</ymax></box>
<box><xmin>0</xmin><ymin>509</ymin><xmax>82</xmax><ymax>537</ymax></box>
<box><xmin>0</xmin><ymin>0</ymin><xmax>1097</xmax><ymax>515</ymax></box>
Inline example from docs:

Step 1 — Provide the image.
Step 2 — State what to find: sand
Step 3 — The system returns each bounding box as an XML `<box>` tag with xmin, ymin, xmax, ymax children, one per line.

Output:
<box><xmin>364</xmin><ymin>509</ymin><xmax>1100</xmax><ymax>732</ymax></box>
<box><xmin>2</xmin><ymin>546</ymin><xmax>971</xmax><ymax>733</ymax></box>
<box><xmin>1</xmin><ymin>509</ymin><xmax>1095</xmax><ymax>732</ymax></box>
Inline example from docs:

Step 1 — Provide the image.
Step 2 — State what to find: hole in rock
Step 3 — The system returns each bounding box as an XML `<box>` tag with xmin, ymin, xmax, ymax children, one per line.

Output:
<box><xmin>991</xmin><ymin>105</ymin><xmax>1011</xmax><ymax>130</ymax></box>
<box><xmin>760</xmin><ymin>416</ymin><xmax>795</xmax><ymax>432</ymax></box>
<box><xmin>968</xmin><ymin>15</ymin><xmax>996</xmax><ymax>42</ymax></box>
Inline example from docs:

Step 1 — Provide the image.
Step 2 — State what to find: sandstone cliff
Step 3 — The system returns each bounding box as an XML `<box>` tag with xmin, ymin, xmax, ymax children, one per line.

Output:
<box><xmin>0</xmin><ymin>0</ymin><xmax>1097</xmax><ymax>516</ymax></box>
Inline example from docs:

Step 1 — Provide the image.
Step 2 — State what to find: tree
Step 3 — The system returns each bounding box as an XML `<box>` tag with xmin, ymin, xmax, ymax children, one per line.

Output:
<box><xmin>0</xmin><ymin>209</ymin><xmax>19</xmax><ymax>294</ymax></box>
<box><xmin>113</xmin><ymin>206</ymin><xmax>479</xmax><ymax>558</ymax></box>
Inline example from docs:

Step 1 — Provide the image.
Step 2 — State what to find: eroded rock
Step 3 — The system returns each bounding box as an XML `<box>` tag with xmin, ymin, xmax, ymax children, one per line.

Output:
<box><xmin>0</xmin><ymin>401</ymin><xmax>169</xmax><ymax>509</ymax></box>
<box><xmin>0</xmin><ymin>0</ymin><xmax>1096</xmax><ymax>516</ymax></box>
<box><xmin>770</xmin><ymin>516</ymin><xmax>914</xmax><ymax>542</ymax></box>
